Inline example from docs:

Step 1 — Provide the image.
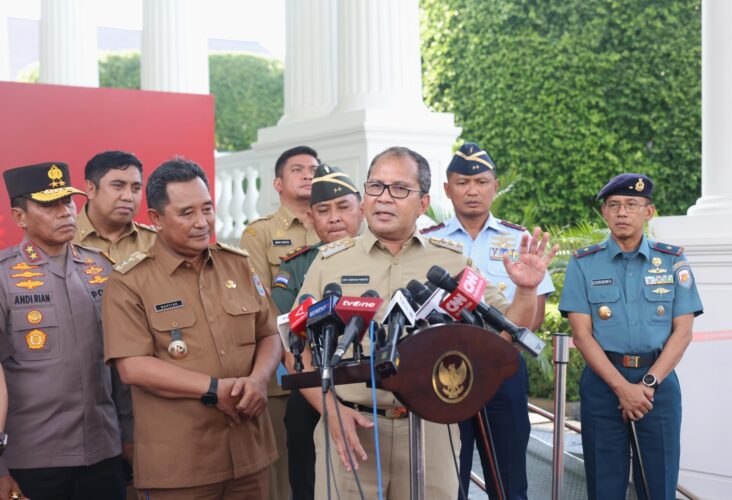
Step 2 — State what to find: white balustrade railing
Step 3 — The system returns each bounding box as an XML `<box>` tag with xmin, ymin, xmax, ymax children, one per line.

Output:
<box><xmin>215</xmin><ymin>149</ymin><xmax>268</xmax><ymax>245</ymax></box>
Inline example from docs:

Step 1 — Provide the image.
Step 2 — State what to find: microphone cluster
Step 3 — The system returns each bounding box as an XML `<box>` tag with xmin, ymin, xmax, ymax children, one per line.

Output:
<box><xmin>277</xmin><ymin>266</ymin><xmax>545</xmax><ymax>391</ymax></box>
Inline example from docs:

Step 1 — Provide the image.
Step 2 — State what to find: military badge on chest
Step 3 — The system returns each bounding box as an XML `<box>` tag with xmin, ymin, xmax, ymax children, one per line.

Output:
<box><xmin>645</xmin><ymin>256</ymin><xmax>674</xmax><ymax>291</ymax></box>
<box><xmin>489</xmin><ymin>233</ymin><xmax>518</xmax><ymax>261</ymax></box>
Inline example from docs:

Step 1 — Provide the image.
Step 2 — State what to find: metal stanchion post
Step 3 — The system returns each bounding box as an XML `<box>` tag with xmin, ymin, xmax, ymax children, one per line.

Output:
<box><xmin>552</xmin><ymin>333</ymin><xmax>570</xmax><ymax>500</ymax></box>
<box><xmin>409</xmin><ymin>413</ymin><xmax>426</xmax><ymax>500</ymax></box>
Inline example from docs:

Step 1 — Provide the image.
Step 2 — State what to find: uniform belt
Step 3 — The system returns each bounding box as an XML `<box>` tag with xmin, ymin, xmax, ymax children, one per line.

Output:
<box><xmin>605</xmin><ymin>350</ymin><xmax>659</xmax><ymax>368</ymax></box>
<box><xmin>338</xmin><ymin>399</ymin><xmax>409</xmax><ymax>419</ymax></box>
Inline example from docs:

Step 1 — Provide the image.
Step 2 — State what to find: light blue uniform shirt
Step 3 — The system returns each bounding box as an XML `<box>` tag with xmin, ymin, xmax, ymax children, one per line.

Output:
<box><xmin>559</xmin><ymin>235</ymin><xmax>703</xmax><ymax>353</ymax></box>
<box><xmin>425</xmin><ymin>214</ymin><xmax>555</xmax><ymax>301</ymax></box>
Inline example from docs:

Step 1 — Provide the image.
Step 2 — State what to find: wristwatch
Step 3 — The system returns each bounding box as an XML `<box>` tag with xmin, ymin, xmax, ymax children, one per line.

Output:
<box><xmin>201</xmin><ymin>377</ymin><xmax>219</xmax><ymax>407</ymax></box>
<box><xmin>642</xmin><ymin>373</ymin><xmax>660</xmax><ymax>390</ymax></box>
<box><xmin>0</xmin><ymin>432</ymin><xmax>8</xmax><ymax>456</ymax></box>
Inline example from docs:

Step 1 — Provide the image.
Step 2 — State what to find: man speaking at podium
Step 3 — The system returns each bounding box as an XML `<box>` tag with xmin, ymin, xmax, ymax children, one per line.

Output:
<box><xmin>293</xmin><ymin>146</ymin><xmax>557</xmax><ymax>499</ymax></box>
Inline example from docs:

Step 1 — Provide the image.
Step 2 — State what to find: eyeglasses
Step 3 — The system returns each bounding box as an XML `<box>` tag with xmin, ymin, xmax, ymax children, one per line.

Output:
<box><xmin>364</xmin><ymin>182</ymin><xmax>423</xmax><ymax>199</ymax></box>
<box><xmin>604</xmin><ymin>201</ymin><xmax>650</xmax><ymax>213</ymax></box>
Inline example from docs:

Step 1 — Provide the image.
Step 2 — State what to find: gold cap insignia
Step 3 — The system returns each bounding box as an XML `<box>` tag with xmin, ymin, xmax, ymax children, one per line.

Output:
<box><xmin>48</xmin><ymin>164</ymin><xmax>66</xmax><ymax>188</ymax></box>
<box><xmin>598</xmin><ymin>305</ymin><xmax>612</xmax><ymax>320</ymax></box>
<box><xmin>635</xmin><ymin>178</ymin><xmax>645</xmax><ymax>191</ymax></box>
<box><xmin>432</xmin><ymin>351</ymin><xmax>473</xmax><ymax>404</ymax></box>
<box><xmin>25</xmin><ymin>329</ymin><xmax>47</xmax><ymax>350</ymax></box>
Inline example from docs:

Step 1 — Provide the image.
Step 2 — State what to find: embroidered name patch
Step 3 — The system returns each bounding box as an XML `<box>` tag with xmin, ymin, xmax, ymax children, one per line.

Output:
<box><xmin>272</xmin><ymin>239</ymin><xmax>292</xmax><ymax>246</ymax></box>
<box><xmin>154</xmin><ymin>300</ymin><xmax>184</xmax><ymax>312</ymax></box>
<box><xmin>341</xmin><ymin>275</ymin><xmax>370</xmax><ymax>285</ymax></box>
<box><xmin>591</xmin><ymin>278</ymin><xmax>614</xmax><ymax>286</ymax></box>
<box><xmin>14</xmin><ymin>293</ymin><xmax>51</xmax><ymax>305</ymax></box>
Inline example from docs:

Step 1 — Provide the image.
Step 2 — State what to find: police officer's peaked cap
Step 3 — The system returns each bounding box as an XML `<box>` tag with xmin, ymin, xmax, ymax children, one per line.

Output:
<box><xmin>3</xmin><ymin>162</ymin><xmax>86</xmax><ymax>203</ymax></box>
<box><xmin>310</xmin><ymin>164</ymin><xmax>359</xmax><ymax>206</ymax></box>
<box><xmin>597</xmin><ymin>173</ymin><xmax>653</xmax><ymax>200</ymax></box>
<box><xmin>447</xmin><ymin>142</ymin><xmax>496</xmax><ymax>175</ymax></box>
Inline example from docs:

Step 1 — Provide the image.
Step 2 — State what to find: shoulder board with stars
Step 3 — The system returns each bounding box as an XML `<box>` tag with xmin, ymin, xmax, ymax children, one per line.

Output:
<box><xmin>216</xmin><ymin>242</ymin><xmax>250</xmax><ymax>257</ymax></box>
<box><xmin>420</xmin><ymin>223</ymin><xmax>445</xmax><ymax>235</ymax></box>
<box><xmin>428</xmin><ymin>237</ymin><xmax>463</xmax><ymax>253</ymax></box>
<box><xmin>498</xmin><ymin>219</ymin><xmax>527</xmax><ymax>232</ymax></box>
<box><xmin>320</xmin><ymin>239</ymin><xmax>355</xmax><ymax>259</ymax></box>
<box><xmin>114</xmin><ymin>251</ymin><xmax>150</xmax><ymax>274</ymax></box>
<box><xmin>650</xmin><ymin>241</ymin><xmax>683</xmax><ymax>257</ymax></box>
<box><xmin>280</xmin><ymin>245</ymin><xmax>311</xmax><ymax>262</ymax></box>
<box><xmin>134</xmin><ymin>221</ymin><xmax>157</xmax><ymax>233</ymax></box>
<box><xmin>573</xmin><ymin>243</ymin><xmax>606</xmax><ymax>259</ymax></box>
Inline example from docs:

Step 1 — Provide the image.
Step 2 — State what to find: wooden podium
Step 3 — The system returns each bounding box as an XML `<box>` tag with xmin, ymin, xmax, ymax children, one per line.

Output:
<box><xmin>282</xmin><ymin>323</ymin><xmax>519</xmax><ymax>500</ymax></box>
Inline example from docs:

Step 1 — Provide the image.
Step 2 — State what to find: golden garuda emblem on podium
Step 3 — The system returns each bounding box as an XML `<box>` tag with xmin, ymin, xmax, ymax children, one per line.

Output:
<box><xmin>432</xmin><ymin>351</ymin><xmax>473</xmax><ymax>404</ymax></box>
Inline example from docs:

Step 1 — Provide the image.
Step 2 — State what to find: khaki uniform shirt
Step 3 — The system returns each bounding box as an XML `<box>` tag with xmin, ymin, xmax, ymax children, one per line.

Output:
<box><xmin>74</xmin><ymin>204</ymin><xmax>157</xmax><ymax>264</ymax></box>
<box><xmin>102</xmin><ymin>239</ymin><xmax>278</xmax><ymax>489</ymax></box>
<box><xmin>73</xmin><ymin>204</ymin><xmax>156</xmax><ymax>443</ymax></box>
<box><xmin>297</xmin><ymin>227</ymin><xmax>510</xmax><ymax>409</ymax></box>
<box><xmin>0</xmin><ymin>238</ymin><xmax>120</xmax><ymax>473</ymax></box>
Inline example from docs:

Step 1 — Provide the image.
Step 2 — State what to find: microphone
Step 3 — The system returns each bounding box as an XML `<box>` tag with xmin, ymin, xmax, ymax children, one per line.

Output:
<box><xmin>427</xmin><ymin>265</ymin><xmax>546</xmax><ymax>357</ymax></box>
<box><xmin>406</xmin><ymin>280</ymin><xmax>453</xmax><ymax>325</ymax></box>
<box><xmin>375</xmin><ymin>288</ymin><xmax>416</xmax><ymax>377</ymax></box>
<box><xmin>421</xmin><ymin>279</ymin><xmax>483</xmax><ymax>327</ymax></box>
<box><xmin>330</xmin><ymin>290</ymin><xmax>383</xmax><ymax>366</ymax></box>
<box><xmin>306</xmin><ymin>284</ymin><xmax>344</xmax><ymax>391</ymax></box>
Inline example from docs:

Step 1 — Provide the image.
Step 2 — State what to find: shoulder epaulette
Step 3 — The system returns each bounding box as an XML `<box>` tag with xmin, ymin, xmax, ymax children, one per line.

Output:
<box><xmin>280</xmin><ymin>245</ymin><xmax>311</xmax><ymax>262</ymax></box>
<box><xmin>428</xmin><ymin>236</ymin><xmax>463</xmax><ymax>253</ymax></box>
<box><xmin>216</xmin><ymin>242</ymin><xmax>250</xmax><ymax>257</ymax></box>
<box><xmin>0</xmin><ymin>246</ymin><xmax>17</xmax><ymax>263</ymax></box>
<box><xmin>651</xmin><ymin>241</ymin><xmax>683</xmax><ymax>257</ymax></box>
<box><xmin>498</xmin><ymin>219</ymin><xmax>527</xmax><ymax>232</ymax></box>
<box><xmin>134</xmin><ymin>221</ymin><xmax>157</xmax><ymax>233</ymax></box>
<box><xmin>73</xmin><ymin>243</ymin><xmax>104</xmax><ymax>255</ymax></box>
<box><xmin>320</xmin><ymin>239</ymin><xmax>355</xmax><ymax>259</ymax></box>
<box><xmin>246</xmin><ymin>215</ymin><xmax>273</xmax><ymax>226</ymax></box>
<box><xmin>242</xmin><ymin>215</ymin><xmax>273</xmax><ymax>238</ymax></box>
<box><xmin>420</xmin><ymin>223</ymin><xmax>445</xmax><ymax>235</ymax></box>
<box><xmin>114</xmin><ymin>251</ymin><xmax>150</xmax><ymax>274</ymax></box>
<box><xmin>573</xmin><ymin>243</ymin><xmax>605</xmax><ymax>259</ymax></box>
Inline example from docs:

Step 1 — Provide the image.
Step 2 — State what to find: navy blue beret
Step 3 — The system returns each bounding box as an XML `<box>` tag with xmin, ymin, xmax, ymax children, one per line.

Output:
<box><xmin>597</xmin><ymin>173</ymin><xmax>653</xmax><ymax>200</ymax></box>
<box><xmin>447</xmin><ymin>142</ymin><xmax>496</xmax><ymax>175</ymax></box>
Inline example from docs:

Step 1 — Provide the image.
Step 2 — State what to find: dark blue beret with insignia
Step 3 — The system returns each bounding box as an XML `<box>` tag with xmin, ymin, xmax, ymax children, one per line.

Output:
<box><xmin>597</xmin><ymin>173</ymin><xmax>653</xmax><ymax>200</ymax></box>
<box><xmin>447</xmin><ymin>142</ymin><xmax>496</xmax><ymax>175</ymax></box>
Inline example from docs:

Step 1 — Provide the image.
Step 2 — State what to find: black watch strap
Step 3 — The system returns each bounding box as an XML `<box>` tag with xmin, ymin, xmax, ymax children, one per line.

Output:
<box><xmin>201</xmin><ymin>377</ymin><xmax>219</xmax><ymax>406</ymax></box>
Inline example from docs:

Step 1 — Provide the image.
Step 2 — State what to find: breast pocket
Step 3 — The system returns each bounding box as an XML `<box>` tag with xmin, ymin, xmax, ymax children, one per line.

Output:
<box><xmin>10</xmin><ymin>308</ymin><xmax>60</xmax><ymax>361</ymax></box>
<box><xmin>147</xmin><ymin>307</ymin><xmax>202</xmax><ymax>362</ymax></box>
<box><xmin>643</xmin><ymin>286</ymin><xmax>674</xmax><ymax>325</ymax></box>
<box><xmin>588</xmin><ymin>285</ymin><xmax>621</xmax><ymax>326</ymax></box>
<box><xmin>222</xmin><ymin>296</ymin><xmax>260</xmax><ymax>347</ymax></box>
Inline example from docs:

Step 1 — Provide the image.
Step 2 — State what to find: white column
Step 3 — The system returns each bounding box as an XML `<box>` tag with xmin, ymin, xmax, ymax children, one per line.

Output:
<box><xmin>687</xmin><ymin>0</ymin><xmax>732</xmax><ymax>215</ymax></box>
<box><xmin>335</xmin><ymin>0</ymin><xmax>427</xmax><ymax>113</ymax></box>
<box><xmin>0</xmin><ymin>2</ymin><xmax>9</xmax><ymax>81</ymax></box>
<box><xmin>141</xmin><ymin>0</ymin><xmax>209</xmax><ymax>94</ymax></box>
<box><xmin>279</xmin><ymin>0</ymin><xmax>337</xmax><ymax>124</ymax></box>
<box><xmin>39</xmin><ymin>0</ymin><xmax>99</xmax><ymax>87</ymax></box>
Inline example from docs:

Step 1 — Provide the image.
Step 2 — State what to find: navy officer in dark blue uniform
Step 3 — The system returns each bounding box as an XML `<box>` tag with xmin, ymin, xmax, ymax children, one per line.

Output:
<box><xmin>559</xmin><ymin>173</ymin><xmax>703</xmax><ymax>499</ymax></box>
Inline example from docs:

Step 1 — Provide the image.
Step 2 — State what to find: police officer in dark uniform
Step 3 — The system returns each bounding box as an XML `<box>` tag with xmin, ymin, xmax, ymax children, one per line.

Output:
<box><xmin>559</xmin><ymin>173</ymin><xmax>703</xmax><ymax>499</ymax></box>
<box><xmin>0</xmin><ymin>162</ymin><xmax>124</xmax><ymax>500</ymax></box>
<box><xmin>271</xmin><ymin>164</ymin><xmax>362</xmax><ymax>500</ymax></box>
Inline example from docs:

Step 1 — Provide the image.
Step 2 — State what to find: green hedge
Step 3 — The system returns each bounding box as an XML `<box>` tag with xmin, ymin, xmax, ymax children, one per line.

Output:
<box><xmin>421</xmin><ymin>0</ymin><xmax>701</xmax><ymax>226</ymax></box>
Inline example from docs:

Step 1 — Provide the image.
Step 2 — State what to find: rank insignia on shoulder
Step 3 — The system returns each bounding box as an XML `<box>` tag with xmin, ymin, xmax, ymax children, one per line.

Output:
<box><xmin>573</xmin><ymin>244</ymin><xmax>605</xmax><ymax>259</ymax></box>
<box><xmin>420</xmin><ymin>223</ymin><xmax>445</xmax><ymax>235</ymax></box>
<box><xmin>651</xmin><ymin>241</ymin><xmax>683</xmax><ymax>257</ymax></box>
<box><xmin>216</xmin><ymin>242</ymin><xmax>249</xmax><ymax>257</ymax></box>
<box><xmin>498</xmin><ymin>219</ymin><xmax>527</xmax><ymax>232</ymax></box>
<box><xmin>321</xmin><ymin>239</ymin><xmax>355</xmax><ymax>258</ymax></box>
<box><xmin>114</xmin><ymin>251</ymin><xmax>150</xmax><ymax>274</ymax></box>
<box><xmin>428</xmin><ymin>237</ymin><xmax>463</xmax><ymax>253</ymax></box>
<box><xmin>273</xmin><ymin>271</ymin><xmax>290</xmax><ymax>289</ymax></box>
<box><xmin>281</xmin><ymin>246</ymin><xmax>310</xmax><ymax>262</ymax></box>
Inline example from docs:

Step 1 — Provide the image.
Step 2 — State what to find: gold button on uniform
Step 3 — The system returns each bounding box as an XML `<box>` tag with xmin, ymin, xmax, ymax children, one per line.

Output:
<box><xmin>598</xmin><ymin>305</ymin><xmax>612</xmax><ymax>320</ymax></box>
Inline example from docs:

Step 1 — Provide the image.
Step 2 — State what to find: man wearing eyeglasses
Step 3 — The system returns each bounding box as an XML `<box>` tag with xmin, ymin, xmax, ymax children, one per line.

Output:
<box><xmin>559</xmin><ymin>173</ymin><xmax>703</xmax><ymax>499</ymax></box>
<box><xmin>292</xmin><ymin>146</ymin><xmax>558</xmax><ymax>499</ymax></box>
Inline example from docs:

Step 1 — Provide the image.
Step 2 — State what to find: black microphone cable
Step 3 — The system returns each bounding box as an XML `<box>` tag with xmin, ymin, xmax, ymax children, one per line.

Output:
<box><xmin>447</xmin><ymin>423</ymin><xmax>468</xmax><ymax>500</ymax></box>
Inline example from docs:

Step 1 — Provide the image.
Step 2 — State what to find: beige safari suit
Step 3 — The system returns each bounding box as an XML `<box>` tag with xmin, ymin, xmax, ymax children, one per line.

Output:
<box><xmin>240</xmin><ymin>204</ymin><xmax>318</xmax><ymax>500</ymax></box>
<box><xmin>102</xmin><ymin>239</ymin><xmax>278</xmax><ymax>491</ymax></box>
<box><xmin>297</xmin><ymin>227</ymin><xmax>510</xmax><ymax>500</ymax></box>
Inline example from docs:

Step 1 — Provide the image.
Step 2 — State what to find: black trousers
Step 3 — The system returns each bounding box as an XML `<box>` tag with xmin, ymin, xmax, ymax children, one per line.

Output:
<box><xmin>284</xmin><ymin>388</ymin><xmax>321</xmax><ymax>500</ymax></box>
<box><xmin>11</xmin><ymin>455</ymin><xmax>125</xmax><ymax>500</ymax></box>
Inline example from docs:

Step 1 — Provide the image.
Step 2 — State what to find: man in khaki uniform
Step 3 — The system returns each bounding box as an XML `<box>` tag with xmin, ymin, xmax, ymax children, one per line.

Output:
<box><xmin>102</xmin><ymin>159</ymin><xmax>281</xmax><ymax>500</ymax></box>
<box><xmin>73</xmin><ymin>150</ymin><xmax>156</xmax><ymax>492</ymax></box>
<box><xmin>295</xmin><ymin>147</ymin><xmax>558</xmax><ymax>499</ymax></box>
<box><xmin>0</xmin><ymin>162</ymin><xmax>124</xmax><ymax>500</ymax></box>
<box><xmin>74</xmin><ymin>150</ymin><xmax>156</xmax><ymax>264</ymax></box>
<box><xmin>240</xmin><ymin>146</ymin><xmax>320</xmax><ymax>499</ymax></box>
